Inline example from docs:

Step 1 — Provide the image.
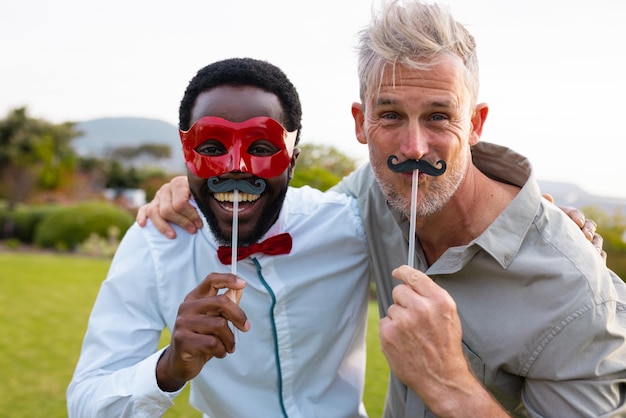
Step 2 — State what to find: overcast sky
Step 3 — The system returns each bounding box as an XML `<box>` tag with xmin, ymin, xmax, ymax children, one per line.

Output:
<box><xmin>2</xmin><ymin>0</ymin><xmax>625</xmax><ymax>199</ymax></box>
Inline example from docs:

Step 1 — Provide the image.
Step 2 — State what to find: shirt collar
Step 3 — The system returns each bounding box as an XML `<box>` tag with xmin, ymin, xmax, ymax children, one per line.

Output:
<box><xmin>471</xmin><ymin>170</ymin><xmax>540</xmax><ymax>269</ymax></box>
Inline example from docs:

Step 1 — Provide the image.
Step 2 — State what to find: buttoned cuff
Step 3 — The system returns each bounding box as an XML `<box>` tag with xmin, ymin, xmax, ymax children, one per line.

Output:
<box><xmin>133</xmin><ymin>347</ymin><xmax>187</xmax><ymax>416</ymax></box>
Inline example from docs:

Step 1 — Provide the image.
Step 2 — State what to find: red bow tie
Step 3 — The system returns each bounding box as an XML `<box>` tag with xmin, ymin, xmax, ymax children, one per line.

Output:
<box><xmin>217</xmin><ymin>233</ymin><xmax>293</xmax><ymax>265</ymax></box>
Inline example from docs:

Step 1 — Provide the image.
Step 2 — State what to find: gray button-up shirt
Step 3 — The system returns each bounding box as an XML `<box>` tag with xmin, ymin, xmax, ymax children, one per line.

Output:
<box><xmin>333</xmin><ymin>142</ymin><xmax>626</xmax><ymax>417</ymax></box>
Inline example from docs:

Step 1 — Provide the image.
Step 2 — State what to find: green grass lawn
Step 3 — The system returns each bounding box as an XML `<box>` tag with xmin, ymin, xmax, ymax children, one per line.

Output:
<box><xmin>0</xmin><ymin>251</ymin><xmax>388</xmax><ymax>418</ymax></box>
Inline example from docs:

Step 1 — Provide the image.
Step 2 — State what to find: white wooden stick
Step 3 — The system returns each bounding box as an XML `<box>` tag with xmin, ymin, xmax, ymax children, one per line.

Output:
<box><xmin>408</xmin><ymin>169</ymin><xmax>418</xmax><ymax>268</ymax></box>
<box><xmin>230</xmin><ymin>189</ymin><xmax>239</xmax><ymax>342</ymax></box>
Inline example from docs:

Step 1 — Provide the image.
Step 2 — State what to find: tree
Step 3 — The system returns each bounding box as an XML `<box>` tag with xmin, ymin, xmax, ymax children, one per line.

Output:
<box><xmin>74</xmin><ymin>156</ymin><xmax>109</xmax><ymax>199</ymax></box>
<box><xmin>0</xmin><ymin>107</ymin><xmax>79</xmax><ymax>207</ymax></box>
<box><xmin>291</xmin><ymin>144</ymin><xmax>358</xmax><ymax>191</ymax></box>
<box><xmin>106</xmin><ymin>161</ymin><xmax>140</xmax><ymax>189</ymax></box>
<box><xmin>110</xmin><ymin>143</ymin><xmax>172</xmax><ymax>167</ymax></box>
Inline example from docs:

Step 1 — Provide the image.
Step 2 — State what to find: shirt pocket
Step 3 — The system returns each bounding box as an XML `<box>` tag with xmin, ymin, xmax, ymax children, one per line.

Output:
<box><xmin>462</xmin><ymin>341</ymin><xmax>527</xmax><ymax>416</ymax></box>
<box><xmin>463</xmin><ymin>341</ymin><xmax>485</xmax><ymax>382</ymax></box>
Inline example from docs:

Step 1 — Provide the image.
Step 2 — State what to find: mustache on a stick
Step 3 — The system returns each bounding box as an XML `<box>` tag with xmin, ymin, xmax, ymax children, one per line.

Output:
<box><xmin>387</xmin><ymin>155</ymin><xmax>447</xmax><ymax>176</ymax></box>
<box><xmin>207</xmin><ymin>177</ymin><xmax>267</xmax><ymax>194</ymax></box>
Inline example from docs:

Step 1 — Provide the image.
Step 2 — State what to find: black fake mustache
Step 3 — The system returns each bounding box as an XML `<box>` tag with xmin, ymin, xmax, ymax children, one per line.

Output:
<box><xmin>387</xmin><ymin>155</ymin><xmax>447</xmax><ymax>176</ymax></box>
<box><xmin>207</xmin><ymin>177</ymin><xmax>267</xmax><ymax>194</ymax></box>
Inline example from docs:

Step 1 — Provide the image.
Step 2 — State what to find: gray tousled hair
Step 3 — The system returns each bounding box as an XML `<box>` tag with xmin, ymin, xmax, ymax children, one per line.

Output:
<box><xmin>356</xmin><ymin>0</ymin><xmax>480</xmax><ymax>105</ymax></box>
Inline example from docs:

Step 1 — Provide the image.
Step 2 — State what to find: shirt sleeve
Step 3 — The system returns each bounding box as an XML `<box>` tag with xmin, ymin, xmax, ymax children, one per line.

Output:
<box><xmin>522</xmin><ymin>286</ymin><xmax>626</xmax><ymax>417</ymax></box>
<box><xmin>66</xmin><ymin>224</ymin><xmax>185</xmax><ymax>418</ymax></box>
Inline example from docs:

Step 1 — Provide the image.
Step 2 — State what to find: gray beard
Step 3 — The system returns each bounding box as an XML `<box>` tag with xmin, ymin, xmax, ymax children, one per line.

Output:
<box><xmin>372</xmin><ymin>152</ymin><xmax>468</xmax><ymax>220</ymax></box>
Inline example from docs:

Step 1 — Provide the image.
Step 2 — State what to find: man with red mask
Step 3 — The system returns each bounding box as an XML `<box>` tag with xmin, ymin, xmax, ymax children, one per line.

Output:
<box><xmin>67</xmin><ymin>58</ymin><xmax>370</xmax><ymax>418</ymax></box>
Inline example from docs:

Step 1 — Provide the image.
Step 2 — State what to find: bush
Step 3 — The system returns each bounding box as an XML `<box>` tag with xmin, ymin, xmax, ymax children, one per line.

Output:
<box><xmin>0</xmin><ymin>202</ymin><xmax>59</xmax><ymax>243</ymax></box>
<box><xmin>607</xmin><ymin>250</ymin><xmax>626</xmax><ymax>281</ymax></box>
<box><xmin>76</xmin><ymin>226</ymin><xmax>123</xmax><ymax>258</ymax></box>
<box><xmin>13</xmin><ymin>205</ymin><xmax>59</xmax><ymax>243</ymax></box>
<box><xmin>33</xmin><ymin>201</ymin><xmax>134</xmax><ymax>250</ymax></box>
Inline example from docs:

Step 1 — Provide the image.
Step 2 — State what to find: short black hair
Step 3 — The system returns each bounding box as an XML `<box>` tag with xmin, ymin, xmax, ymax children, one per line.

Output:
<box><xmin>179</xmin><ymin>57</ymin><xmax>302</xmax><ymax>145</ymax></box>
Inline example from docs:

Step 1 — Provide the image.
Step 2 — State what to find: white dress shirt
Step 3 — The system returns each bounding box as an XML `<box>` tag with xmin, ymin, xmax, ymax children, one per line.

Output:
<box><xmin>67</xmin><ymin>185</ymin><xmax>370</xmax><ymax>418</ymax></box>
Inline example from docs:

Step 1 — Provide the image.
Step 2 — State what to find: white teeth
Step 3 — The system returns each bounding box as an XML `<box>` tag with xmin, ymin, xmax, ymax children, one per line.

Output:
<box><xmin>214</xmin><ymin>192</ymin><xmax>261</xmax><ymax>202</ymax></box>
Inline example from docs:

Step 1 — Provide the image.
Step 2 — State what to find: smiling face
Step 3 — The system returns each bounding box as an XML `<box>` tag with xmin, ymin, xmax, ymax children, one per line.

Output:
<box><xmin>187</xmin><ymin>85</ymin><xmax>298</xmax><ymax>246</ymax></box>
<box><xmin>352</xmin><ymin>54</ymin><xmax>486</xmax><ymax>219</ymax></box>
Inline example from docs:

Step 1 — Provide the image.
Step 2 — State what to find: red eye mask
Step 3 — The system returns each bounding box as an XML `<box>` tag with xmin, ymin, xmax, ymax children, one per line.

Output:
<box><xmin>180</xmin><ymin>116</ymin><xmax>298</xmax><ymax>179</ymax></box>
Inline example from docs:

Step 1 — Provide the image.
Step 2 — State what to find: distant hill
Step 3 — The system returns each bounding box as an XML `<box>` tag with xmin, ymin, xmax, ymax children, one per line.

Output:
<box><xmin>72</xmin><ymin>117</ymin><xmax>625</xmax><ymax>214</ymax></box>
<box><xmin>73</xmin><ymin>117</ymin><xmax>185</xmax><ymax>173</ymax></box>
<box><xmin>537</xmin><ymin>180</ymin><xmax>626</xmax><ymax>215</ymax></box>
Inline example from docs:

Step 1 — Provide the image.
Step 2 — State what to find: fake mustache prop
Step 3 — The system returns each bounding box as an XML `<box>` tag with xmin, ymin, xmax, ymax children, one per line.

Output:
<box><xmin>207</xmin><ymin>177</ymin><xmax>267</xmax><ymax>194</ymax></box>
<box><xmin>387</xmin><ymin>155</ymin><xmax>447</xmax><ymax>270</ymax></box>
<box><xmin>387</xmin><ymin>155</ymin><xmax>447</xmax><ymax>176</ymax></box>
